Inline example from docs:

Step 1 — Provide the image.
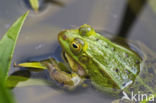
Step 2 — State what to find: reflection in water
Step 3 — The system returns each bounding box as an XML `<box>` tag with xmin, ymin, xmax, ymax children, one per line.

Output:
<box><xmin>10</xmin><ymin>70</ymin><xmax>31</xmax><ymax>78</ymax></box>
<box><xmin>44</xmin><ymin>0</ymin><xmax>65</xmax><ymax>7</ymax></box>
<box><xmin>116</xmin><ymin>0</ymin><xmax>147</xmax><ymax>38</ymax></box>
<box><xmin>7</xmin><ymin>70</ymin><xmax>31</xmax><ymax>89</ymax></box>
<box><xmin>112</xmin><ymin>0</ymin><xmax>147</xmax><ymax>49</ymax></box>
<box><xmin>23</xmin><ymin>0</ymin><xmax>65</xmax><ymax>11</ymax></box>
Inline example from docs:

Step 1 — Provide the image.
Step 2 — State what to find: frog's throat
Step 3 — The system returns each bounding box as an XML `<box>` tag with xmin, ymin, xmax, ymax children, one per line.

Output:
<box><xmin>62</xmin><ymin>51</ymin><xmax>68</xmax><ymax>63</ymax></box>
<box><xmin>62</xmin><ymin>51</ymin><xmax>76</xmax><ymax>66</ymax></box>
<box><xmin>62</xmin><ymin>51</ymin><xmax>86</xmax><ymax>77</ymax></box>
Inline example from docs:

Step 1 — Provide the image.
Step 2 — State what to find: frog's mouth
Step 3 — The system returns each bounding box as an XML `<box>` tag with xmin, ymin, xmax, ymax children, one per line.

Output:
<box><xmin>62</xmin><ymin>51</ymin><xmax>78</xmax><ymax>66</ymax></box>
<box><xmin>62</xmin><ymin>51</ymin><xmax>68</xmax><ymax>63</ymax></box>
<box><xmin>62</xmin><ymin>51</ymin><xmax>86</xmax><ymax>77</ymax></box>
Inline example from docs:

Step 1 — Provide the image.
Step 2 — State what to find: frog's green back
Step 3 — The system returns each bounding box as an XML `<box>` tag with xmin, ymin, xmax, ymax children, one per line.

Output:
<box><xmin>84</xmin><ymin>32</ymin><xmax>141</xmax><ymax>90</ymax></box>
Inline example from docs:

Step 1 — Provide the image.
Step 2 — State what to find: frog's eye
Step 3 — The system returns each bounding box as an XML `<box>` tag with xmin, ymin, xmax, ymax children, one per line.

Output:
<box><xmin>79</xmin><ymin>24</ymin><xmax>95</xmax><ymax>36</ymax></box>
<box><xmin>72</xmin><ymin>42</ymin><xmax>79</xmax><ymax>49</ymax></box>
<box><xmin>70</xmin><ymin>38</ymin><xmax>84</xmax><ymax>55</ymax></box>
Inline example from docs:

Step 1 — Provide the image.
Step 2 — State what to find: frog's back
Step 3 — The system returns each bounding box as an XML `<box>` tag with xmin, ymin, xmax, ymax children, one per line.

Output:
<box><xmin>84</xmin><ymin>33</ymin><xmax>141</xmax><ymax>90</ymax></box>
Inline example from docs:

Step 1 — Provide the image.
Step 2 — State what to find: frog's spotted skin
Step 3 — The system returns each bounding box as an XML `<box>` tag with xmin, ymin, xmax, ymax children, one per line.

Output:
<box><xmin>124</xmin><ymin>61</ymin><xmax>156</xmax><ymax>95</ymax></box>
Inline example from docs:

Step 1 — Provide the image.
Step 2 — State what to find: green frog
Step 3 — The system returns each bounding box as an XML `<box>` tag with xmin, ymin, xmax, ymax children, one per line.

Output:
<box><xmin>15</xmin><ymin>24</ymin><xmax>156</xmax><ymax>102</ymax></box>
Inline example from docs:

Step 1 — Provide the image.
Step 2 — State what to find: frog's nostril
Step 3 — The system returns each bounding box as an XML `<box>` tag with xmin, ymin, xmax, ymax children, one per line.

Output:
<box><xmin>63</xmin><ymin>34</ymin><xmax>67</xmax><ymax>40</ymax></box>
<box><xmin>58</xmin><ymin>31</ymin><xmax>67</xmax><ymax>40</ymax></box>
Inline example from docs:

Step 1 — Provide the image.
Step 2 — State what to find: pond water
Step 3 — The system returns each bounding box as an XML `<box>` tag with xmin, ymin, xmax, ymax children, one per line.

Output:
<box><xmin>0</xmin><ymin>0</ymin><xmax>156</xmax><ymax>103</ymax></box>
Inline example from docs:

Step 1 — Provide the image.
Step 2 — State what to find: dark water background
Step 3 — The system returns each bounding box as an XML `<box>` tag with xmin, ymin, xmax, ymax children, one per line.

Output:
<box><xmin>0</xmin><ymin>0</ymin><xmax>156</xmax><ymax>103</ymax></box>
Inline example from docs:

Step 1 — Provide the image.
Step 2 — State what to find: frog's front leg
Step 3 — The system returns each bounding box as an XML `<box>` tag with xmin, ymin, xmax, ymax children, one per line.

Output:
<box><xmin>15</xmin><ymin>58</ymin><xmax>84</xmax><ymax>89</ymax></box>
<box><xmin>43</xmin><ymin>58</ymin><xmax>83</xmax><ymax>89</ymax></box>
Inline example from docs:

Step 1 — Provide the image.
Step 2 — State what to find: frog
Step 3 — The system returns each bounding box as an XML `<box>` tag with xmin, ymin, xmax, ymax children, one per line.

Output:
<box><xmin>15</xmin><ymin>24</ymin><xmax>156</xmax><ymax>102</ymax></box>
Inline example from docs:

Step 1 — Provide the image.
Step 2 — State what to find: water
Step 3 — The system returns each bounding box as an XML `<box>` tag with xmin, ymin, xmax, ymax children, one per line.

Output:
<box><xmin>0</xmin><ymin>0</ymin><xmax>156</xmax><ymax>103</ymax></box>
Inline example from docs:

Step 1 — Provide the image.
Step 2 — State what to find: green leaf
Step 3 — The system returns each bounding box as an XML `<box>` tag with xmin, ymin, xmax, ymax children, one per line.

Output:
<box><xmin>15</xmin><ymin>62</ymin><xmax>47</xmax><ymax>70</ymax></box>
<box><xmin>0</xmin><ymin>78</ymin><xmax>15</xmax><ymax>103</ymax></box>
<box><xmin>29</xmin><ymin>0</ymin><xmax>39</xmax><ymax>12</ymax></box>
<box><xmin>0</xmin><ymin>11</ymin><xmax>29</xmax><ymax>82</ymax></box>
<box><xmin>0</xmin><ymin>11</ymin><xmax>29</xmax><ymax>103</ymax></box>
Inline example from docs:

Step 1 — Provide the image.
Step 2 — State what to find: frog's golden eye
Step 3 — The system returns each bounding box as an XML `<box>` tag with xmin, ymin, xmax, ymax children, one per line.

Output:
<box><xmin>72</xmin><ymin>42</ymin><xmax>80</xmax><ymax>49</ymax></box>
<box><xmin>70</xmin><ymin>38</ymin><xmax>84</xmax><ymax>55</ymax></box>
<box><xmin>79</xmin><ymin>24</ymin><xmax>94</xmax><ymax>36</ymax></box>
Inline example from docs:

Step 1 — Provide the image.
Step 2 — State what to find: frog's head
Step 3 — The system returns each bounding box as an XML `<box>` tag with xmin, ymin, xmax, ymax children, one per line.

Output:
<box><xmin>58</xmin><ymin>24</ymin><xmax>95</xmax><ymax>69</ymax></box>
